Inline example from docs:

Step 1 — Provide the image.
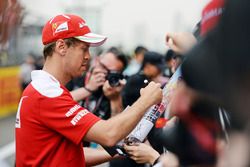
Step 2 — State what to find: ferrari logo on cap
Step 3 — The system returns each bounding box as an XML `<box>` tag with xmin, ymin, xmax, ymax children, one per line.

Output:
<box><xmin>53</xmin><ymin>22</ymin><xmax>69</xmax><ymax>34</ymax></box>
<box><xmin>52</xmin><ymin>23</ymin><xmax>57</xmax><ymax>30</ymax></box>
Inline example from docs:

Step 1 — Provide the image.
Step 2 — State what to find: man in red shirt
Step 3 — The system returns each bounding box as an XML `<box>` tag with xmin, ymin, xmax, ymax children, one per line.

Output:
<box><xmin>15</xmin><ymin>14</ymin><xmax>162</xmax><ymax>167</ymax></box>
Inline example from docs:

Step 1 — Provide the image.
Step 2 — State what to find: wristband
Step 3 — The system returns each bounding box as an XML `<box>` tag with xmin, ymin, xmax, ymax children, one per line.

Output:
<box><xmin>84</xmin><ymin>86</ymin><xmax>94</xmax><ymax>93</ymax></box>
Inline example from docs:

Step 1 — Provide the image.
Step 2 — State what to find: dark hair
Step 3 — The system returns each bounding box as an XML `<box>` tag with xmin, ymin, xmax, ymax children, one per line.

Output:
<box><xmin>164</xmin><ymin>49</ymin><xmax>175</xmax><ymax>62</ymax></box>
<box><xmin>43</xmin><ymin>38</ymin><xmax>81</xmax><ymax>59</ymax></box>
<box><xmin>164</xmin><ymin>49</ymin><xmax>183</xmax><ymax>62</ymax></box>
<box><xmin>193</xmin><ymin>21</ymin><xmax>201</xmax><ymax>40</ymax></box>
<box><xmin>141</xmin><ymin>51</ymin><xmax>165</xmax><ymax>71</ymax></box>
<box><xmin>106</xmin><ymin>47</ymin><xmax>128</xmax><ymax>71</ymax></box>
<box><xmin>134</xmin><ymin>46</ymin><xmax>148</xmax><ymax>55</ymax></box>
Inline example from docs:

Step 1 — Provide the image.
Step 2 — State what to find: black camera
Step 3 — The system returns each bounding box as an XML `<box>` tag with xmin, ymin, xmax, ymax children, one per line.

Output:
<box><xmin>106</xmin><ymin>71</ymin><xmax>124</xmax><ymax>87</ymax></box>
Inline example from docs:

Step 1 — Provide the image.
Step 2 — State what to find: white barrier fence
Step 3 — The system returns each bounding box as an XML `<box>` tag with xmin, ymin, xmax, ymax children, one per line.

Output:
<box><xmin>0</xmin><ymin>141</ymin><xmax>15</xmax><ymax>167</ymax></box>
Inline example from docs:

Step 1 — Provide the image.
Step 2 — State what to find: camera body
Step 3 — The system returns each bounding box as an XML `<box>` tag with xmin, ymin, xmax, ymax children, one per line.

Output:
<box><xmin>106</xmin><ymin>71</ymin><xmax>124</xmax><ymax>87</ymax></box>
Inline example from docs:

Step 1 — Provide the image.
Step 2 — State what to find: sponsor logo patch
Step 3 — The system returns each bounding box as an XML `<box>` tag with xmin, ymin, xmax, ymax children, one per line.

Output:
<box><xmin>71</xmin><ymin>109</ymin><xmax>89</xmax><ymax>126</ymax></box>
<box><xmin>15</xmin><ymin>96</ymin><xmax>28</xmax><ymax>128</ymax></box>
<box><xmin>65</xmin><ymin>104</ymin><xmax>81</xmax><ymax>117</ymax></box>
<box><xmin>53</xmin><ymin>22</ymin><xmax>68</xmax><ymax>35</ymax></box>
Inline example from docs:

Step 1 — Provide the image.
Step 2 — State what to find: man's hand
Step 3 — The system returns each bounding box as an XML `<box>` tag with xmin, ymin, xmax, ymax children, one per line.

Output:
<box><xmin>124</xmin><ymin>142</ymin><xmax>160</xmax><ymax>165</ymax></box>
<box><xmin>140</xmin><ymin>81</ymin><xmax>163</xmax><ymax>107</ymax></box>
<box><xmin>84</xmin><ymin>82</ymin><xmax>162</xmax><ymax>147</ymax></box>
<box><xmin>85</xmin><ymin>67</ymin><xmax>107</xmax><ymax>91</ymax></box>
<box><xmin>166</xmin><ymin>32</ymin><xmax>197</xmax><ymax>54</ymax></box>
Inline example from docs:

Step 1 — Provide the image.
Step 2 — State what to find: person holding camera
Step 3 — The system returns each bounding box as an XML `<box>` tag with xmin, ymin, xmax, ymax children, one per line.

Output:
<box><xmin>71</xmin><ymin>47</ymin><xmax>128</xmax><ymax>120</ymax></box>
<box><xmin>87</xmin><ymin>47</ymin><xmax>128</xmax><ymax>120</ymax></box>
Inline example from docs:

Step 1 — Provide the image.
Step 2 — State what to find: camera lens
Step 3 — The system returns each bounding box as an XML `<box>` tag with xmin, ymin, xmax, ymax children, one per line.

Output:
<box><xmin>106</xmin><ymin>71</ymin><xmax>123</xmax><ymax>87</ymax></box>
<box><xmin>109</xmin><ymin>77</ymin><xmax>120</xmax><ymax>87</ymax></box>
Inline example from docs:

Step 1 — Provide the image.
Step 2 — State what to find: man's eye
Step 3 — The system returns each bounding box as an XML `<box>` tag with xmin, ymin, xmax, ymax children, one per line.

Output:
<box><xmin>82</xmin><ymin>48</ymin><xmax>87</xmax><ymax>52</ymax></box>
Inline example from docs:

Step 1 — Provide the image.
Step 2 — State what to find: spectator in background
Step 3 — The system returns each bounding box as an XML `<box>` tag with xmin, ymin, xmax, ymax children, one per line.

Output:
<box><xmin>102</xmin><ymin>75</ymin><xmax>126</xmax><ymax>117</ymax></box>
<box><xmin>34</xmin><ymin>55</ymin><xmax>45</xmax><ymax>70</ymax></box>
<box><xmin>164</xmin><ymin>49</ymin><xmax>175</xmax><ymax>71</ymax></box>
<box><xmin>19</xmin><ymin>54</ymin><xmax>35</xmax><ymax>90</ymax></box>
<box><xmin>70</xmin><ymin>47</ymin><xmax>128</xmax><ymax>120</ymax></box>
<box><xmin>169</xmin><ymin>0</ymin><xmax>250</xmax><ymax>166</ymax></box>
<box><xmin>83</xmin><ymin>47</ymin><xmax>128</xmax><ymax>119</ymax></box>
<box><xmin>123</xmin><ymin>51</ymin><xmax>165</xmax><ymax>108</ymax></box>
<box><xmin>164</xmin><ymin>49</ymin><xmax>183</xmax><ymax>77</ymax></box>
<box><xmin>123</xmin><ymin>46</ymin><xmax>148</xmax><ymax>77</ymax></box>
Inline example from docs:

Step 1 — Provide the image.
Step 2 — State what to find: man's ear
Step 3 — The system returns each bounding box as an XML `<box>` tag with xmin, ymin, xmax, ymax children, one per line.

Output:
<box><xmin>55</xmin><ymin>39</ymin><xmax>67</xmax><ymax>56</ymax></box>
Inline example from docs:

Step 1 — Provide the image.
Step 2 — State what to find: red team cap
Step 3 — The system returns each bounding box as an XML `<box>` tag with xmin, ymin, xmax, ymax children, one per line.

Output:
<box><xmin>42</xmin><ymin>14</ymin><xmax>107</xmax><ymax>46</ymax></box>
<box><xmin>201</xmin><ymin>0</ymin><xmax>224</xmax><ymax>36</ymax></box>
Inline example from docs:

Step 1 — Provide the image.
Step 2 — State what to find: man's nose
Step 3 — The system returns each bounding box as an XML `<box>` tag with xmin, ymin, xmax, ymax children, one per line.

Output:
<box><xmin>84</xmin><ymin>50</ymin><xmax>90</xmax><ymax>60</ymax></box>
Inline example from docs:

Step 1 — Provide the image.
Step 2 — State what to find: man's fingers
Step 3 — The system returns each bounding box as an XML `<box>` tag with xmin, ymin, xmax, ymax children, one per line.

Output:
<box><xmin>93</xmin><ymin>73</ymin><xmax>106</xmax><ymax>83</ymax></box>
<box><xmin>119</xmin><ymin>79</ymin><xmax>127</xmax><ymax>85</ymax></box>
<box><xmin>92</xmin><ymin>67</ymin><xmax>107</xmax><ymax>75</ymax></box>
<box><xmin>167</xmin><ymin>41</ymin><xmax>180</xmax><ymax>53</ymax></box>
<box><xmin>124</xmin><ymin>144</ymin><xmax>138</xmax><ymax>153</ymax></box>
<box><xmin>166</xmin><ymin>33</ymin><xmax>174</xmax><ymax>42</ymax></box>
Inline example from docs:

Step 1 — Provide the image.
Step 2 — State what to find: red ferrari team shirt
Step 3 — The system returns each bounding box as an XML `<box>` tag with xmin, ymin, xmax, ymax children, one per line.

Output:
<box><xmin>15</xmin><ymin>70</ymin><xmax>101</xmax><ymax>167</ymax></box>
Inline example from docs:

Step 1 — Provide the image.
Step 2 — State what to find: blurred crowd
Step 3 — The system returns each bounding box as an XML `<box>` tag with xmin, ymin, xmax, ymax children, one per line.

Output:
<box><xmin>0</xmin><ymin>0</ymin><xmax>23</xmax><ymax>66</ymax></box>
<box><xmin>16</xmin><ymin>0</ymin><xmax>250</xmax><ymax>166</ymax></box>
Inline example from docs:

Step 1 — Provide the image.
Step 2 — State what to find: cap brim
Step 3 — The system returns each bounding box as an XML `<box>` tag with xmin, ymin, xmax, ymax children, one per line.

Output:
<box><xmin>75</xmin><ymin>32</ymin><xmax>107</xmax><ymax>47</ymax></box>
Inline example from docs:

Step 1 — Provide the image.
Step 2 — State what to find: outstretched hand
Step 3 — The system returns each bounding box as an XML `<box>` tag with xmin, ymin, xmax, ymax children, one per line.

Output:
<box><xmin>140</xmin><ymin>81</ymin><xmax>163</xmax><ymax>107</ymax></box>
<box><xmin>166</xmin><ymin>32</ymin><xmax>197</xmax><ymax>55</ymax></box>
<box><xmin>124</xmin><ymin>142</ymin><xmax>160</xmax><ymax>165</ymax></box>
